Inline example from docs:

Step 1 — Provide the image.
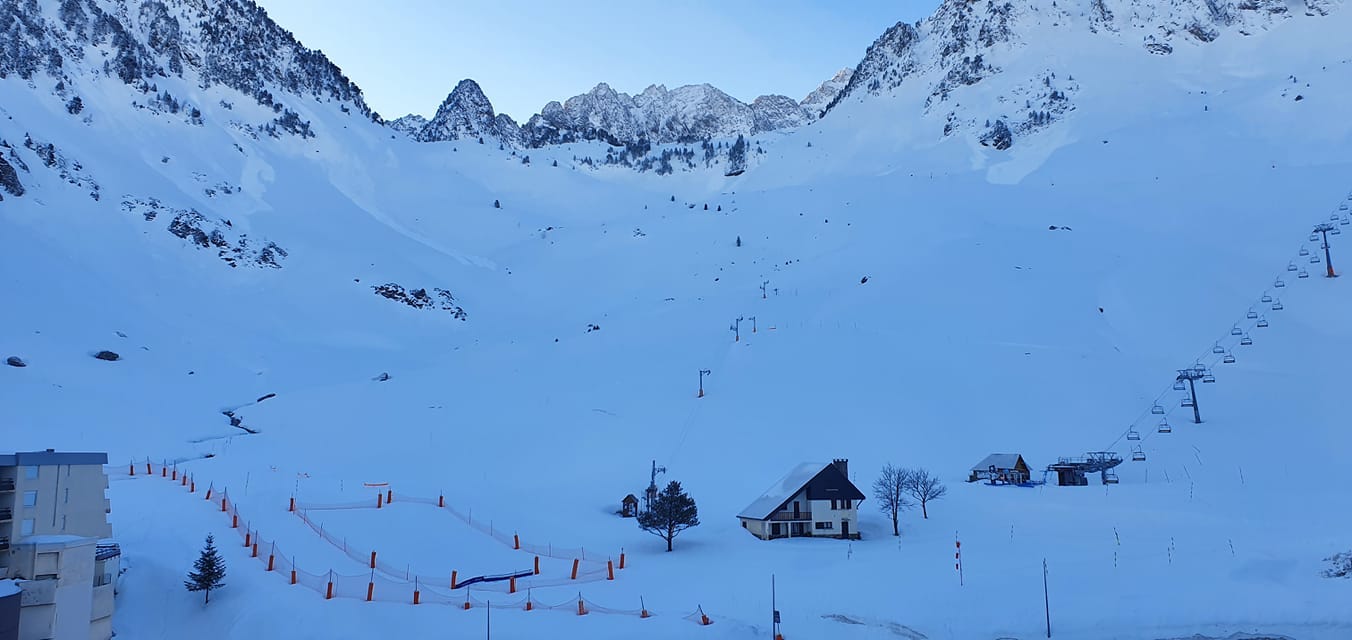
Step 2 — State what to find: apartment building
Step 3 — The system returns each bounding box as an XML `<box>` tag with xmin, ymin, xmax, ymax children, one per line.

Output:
<box><xmin>0</xmin><ymin>451</ymin><xmax>116</xmax><ymax>640</ymax></box>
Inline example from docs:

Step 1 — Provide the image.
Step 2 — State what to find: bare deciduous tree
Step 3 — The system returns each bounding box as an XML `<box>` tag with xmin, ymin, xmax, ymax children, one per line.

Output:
<box><xmin>872</xmin><ymin>464</ymin><xmax>913</xmax><ymax>537</ymax></box>
<box><xmin>903</xmin><ymin>468</ymin><xmax>947</xmax><ymax>519</ymax></box>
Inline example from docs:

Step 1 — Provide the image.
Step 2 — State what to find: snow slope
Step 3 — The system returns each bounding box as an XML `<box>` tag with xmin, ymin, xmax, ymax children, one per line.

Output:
<box><xmin>3</xmin><ymin>0</ymin><xmax>1352</xmax><ymax>639</ymax></box>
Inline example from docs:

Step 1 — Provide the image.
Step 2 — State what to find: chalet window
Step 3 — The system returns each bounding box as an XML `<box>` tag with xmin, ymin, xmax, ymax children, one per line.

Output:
<box><xmin>814</xmin><ymin>521</ymin><xmax>834</xmax><ymax>530</ymax></box>
<box><xmin>23</xmin><ymin>466</ymin><xmax>37</xmax><ymax>480</ymax></box>
<box><xmin>842</xmin><ymin>499</ymin><xmax>852</xmax><ymax>510</ymax></box>
<box><xmin>22</xmin><ymin>491</ymin><xmax>37</xmax><ymax>507</ymax></box>
<box><xmin>830</xmin><ymin>499</ymin><xmax>837</xmax><ymax>510</ymax></box>
<box><xmin>21</xmin><ymin>519</ymin><xmax>34</xmax><ymax>536</ymax></box>
<box><xmin>741</xmin><ymin>521</ymin><xmax>747</xmax><ymax>528</ymax></box>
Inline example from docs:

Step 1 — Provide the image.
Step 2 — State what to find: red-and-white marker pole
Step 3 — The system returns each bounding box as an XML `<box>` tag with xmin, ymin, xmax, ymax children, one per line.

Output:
<box><xmin>955</xmin><ymin>537</ymin><xmax>964</xmax><ymax>586</ymax></box>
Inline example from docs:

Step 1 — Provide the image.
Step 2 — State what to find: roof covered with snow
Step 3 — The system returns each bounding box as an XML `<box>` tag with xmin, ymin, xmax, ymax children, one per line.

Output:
<box><xmin>971</xmin><ymin>454</ymin><xmax>1026</xmax><ymax>472</ymax></box>
<box><xmin>0</xmin><ymin>450</ymin><xmax>108</xmax><ymax>466</ymax></box>
<box><xmin>0</xmin><ymin>580</ymin><xmax>20</xmax><ymax>598</ymax></box>
<box><xmin>738</xmin><ymin>463</ymin><xmax>826</xmax><ymax>520</ymax></box>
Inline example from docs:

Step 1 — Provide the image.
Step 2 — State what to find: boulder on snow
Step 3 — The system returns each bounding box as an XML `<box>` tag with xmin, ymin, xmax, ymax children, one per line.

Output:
<box><xmin>5</xmin><ymin>356</ymin><xmax>26</xmax><ymax>368</ymax></box>
<box><xmin>979</xmin><ymin>119</ymin><xmax>1013</xmax><ymax>151</ymax></box>
<box><xmin>93</xmin><ymin>350</ymin><xmax>121</xmax><ymax>361</ymax></box>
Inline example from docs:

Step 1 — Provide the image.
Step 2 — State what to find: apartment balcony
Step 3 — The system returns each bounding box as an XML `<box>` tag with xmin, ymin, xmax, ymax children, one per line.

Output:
<box><xmin>0</xmin><ymin>507</ymin><xmax>10</xmax><ymax>522</ymax></box>
<box><xmin>0</xmin><ymin>478</ymin><xmax>14</xmax><ymax>492</ymax></box>
<box><xmin>92</xmin><ymin>583</ymin><xmax>115</xmax><ymax>620</ymax></box>
<box><xmin>767</xmin><ymin>511</ymin><xmax>813</xmax><ymax>522</ymax></box>
<box><xmin>0</xmin><ymin>536</ymin><xmax>9</xmax><ymax>551</ymax></box>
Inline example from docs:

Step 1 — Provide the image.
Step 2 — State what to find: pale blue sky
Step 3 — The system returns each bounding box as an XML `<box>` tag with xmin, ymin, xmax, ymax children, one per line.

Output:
<box><xmin>255</xmin><ymin>1</ymin><xmax>940</xmax><ymax>122</ymax></box>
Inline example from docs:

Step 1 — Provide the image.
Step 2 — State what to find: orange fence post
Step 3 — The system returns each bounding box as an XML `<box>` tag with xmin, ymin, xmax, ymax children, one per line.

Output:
<box><xmin>534</xmin><ymin>556</ymin><xmax>540</xmax><ymax>575</ymax></box>
<box><xmin>172</xmin><ymin>468</ymin><xmax>177</xmax><ymax>480</ymax></box>
<box><xmin>369</xmin><ymin>551</ymin><xmax>377</xmax><ymax>569</ymax></box>
<box><xmin>571</xmin><ymin>559</ymin><xmax>579</xmax><ymax>580</ymax></box>
<box><xmin>700</xmin><ymin>606</ymin><xmax>711</xmax><ymax>625</ymax></box>
<box><xmin>509</xmin><ymin>576</ymin><xmax>516</xmax><ymax>594</ymax></box>
<box><xmin>290</xmin><ymin>569</ymin><xmax>297</xmax><ymax>585</ymax></box>
<box><xmin>267</xmin><ymin>555</ymin><xmax>275</xmax><ymax>572</ymax></box>
<box><xmin>129</xmin><ymin>463</ymin><xmax>135</xmax><ymax>476</ymax></box>
<box><xmin>438</xmin><ymin>494</ymin><xmax>444</xmax><ymax>508</ymax></box>
<box><xmin>190</xmin><ymin>480</ymin><xmax>196</xmax><ymax>493</ymax></box>
<box><xmin>161</xmin><ymin>466</ymin><xmax>167</xmax><ymax>477</ymax></box>
<box><xmin>366</xmin><ymin>582</ymin><xmax>374</xmax><ymax>602</ymax></box>
<box><xmin>244</xmin><ymin>531</ymin><xmax>251</xmax><ymax>546</ymax></box>
<box><xmin>221</xmin><ymin>497</ymin><xmax>228</xmax><ymax>512</ymax></box>
<box><xmin>289</xmin><ymin>497</ymin><xmax>295</xmax><ymax>512</ymax></box>
<box><xmin>231</xmin><ymin>514</ymin><xmax>238</xmax><ymax>528</ymax></box>
<box><xmin>451</xmin><ymin>570</ymin><xmax>458</xmax><ymax>589</ymax></box>
<box><xmin>325</xmin><ymin>578</ymin><xmax>334</xmax><ymax>600</ymax></box>
<box><xmin>386</xmin><ymin>489</ymin><xmax>393</xmax><ymax>504</ymax></box>
<box><xmin>205</xmin><ymin>487</ymin><xmax>212</xmax><ymax>500</ymax></box>
<box><xmin>577</xmin><ymin>597</ymin><xmax>588</xmax><ymax>616</ymax></box>
<box><xmin>514</xmin><ymin>534</ymin><xmax>520</xmax><ymax>550</ymax></box>
<box><xmin>413</xmin><ymin>589</ymin><xmax>420</xmax><ymax>605</ymax></box>
<box><xmin>146</xmin><ymin>462</ymin><xmax>152</xmax><ymax>475</ymax></box>
<box><xmin>377</xmin><ymin>493</ymin><xmax>383</xmax><ymax>509</ymax></box>
<box><xmin>619</xmin><ymin>552</ymin><xmax>626</xmax><ymax>570</ymax></box>
<box><xmin>251</xmin><ymin>542</ymin><xmax>258</xmax><ymax>558</ymax></box>
<box><xmin>607</xmin><ymin>560</ymin><xmax>614</xmax><ymax>581</ymax></box>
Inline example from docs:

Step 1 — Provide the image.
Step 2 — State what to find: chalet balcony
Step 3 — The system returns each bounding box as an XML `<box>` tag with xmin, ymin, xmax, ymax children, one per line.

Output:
<box><xmin>768</xmin><ymin>511</ymin><xmax>812</xmax><ymax>522</ymax></box>
<box><xmin>0</xmin><ymin>507</ymin><xmax>11</xmax><ymax>522</ymax></box>
<box><xmin>0</xmin><ymin>536</ymin><xmax>9</xmax><ymax>551</ymax></box>
<box><xmin>0</xmin><ymin>478</ymin><xmax>14</xmax><ymax>492</ymax></box>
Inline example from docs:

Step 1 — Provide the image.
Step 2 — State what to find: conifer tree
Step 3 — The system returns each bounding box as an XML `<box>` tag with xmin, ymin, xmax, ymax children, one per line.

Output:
<box><xmin>636</xmin><ymin>480</ymin><xmax>699</xmax><ymax>552</ymax></box>
<box><xmin>184</xmin><ymin>534</ymin><xmax>226</xmax><ymax>604</ymax></box>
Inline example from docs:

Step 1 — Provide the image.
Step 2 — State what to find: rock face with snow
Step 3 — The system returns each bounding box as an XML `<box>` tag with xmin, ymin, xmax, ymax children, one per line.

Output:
<box><xmin>520</xmin><ymin>82</ymin><xmax>809</xmax><ymax>147</ymax></box>
<box><xmin>404</xmin><ymin>79</ymin><xmax>522</xmax><ymax>146</ymax></box>
<box><xmin>387</xmin><ymin>114</ymin><xmax>427</xmax><ymax>137</ymax></box>
<box><xmin>821</xmin><ymin>0</ymin><xmax>1321</xmax><ymax>150</ymax></box>
<box><xmin>799</xmin><ymin>68</ymin><xmax>853</xmax><ymax>120</ymax></box>
<box><xmin>0</xmin><ymin>0</ymin><xmax>375</xmax><ymax>125</ymax></box>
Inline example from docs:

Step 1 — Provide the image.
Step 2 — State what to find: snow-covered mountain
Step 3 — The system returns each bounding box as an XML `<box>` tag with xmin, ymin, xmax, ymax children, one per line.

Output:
<box><xmin>799</xmin><ymin>68</ymin><xmax>853</xmax><ymax>119</ymax></box>
<box><xmin>395</xmin><ymin>79</ymin><xmax>522</xmax><ymax>146</ymax></box>
<box><xmin>823</xmin><ymin>0</ymin><xmax>1341</xmax><ymax>148</ymax></box>
<box><xmin>4</xmin><ymin>1</ymin><xmax>1352</xmax><ymax>639</ymax></box>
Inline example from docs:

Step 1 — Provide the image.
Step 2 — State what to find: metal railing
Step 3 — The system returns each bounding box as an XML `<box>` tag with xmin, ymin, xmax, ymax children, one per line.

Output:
<box><xmin>768</xmin><ymin>511</ymin><xmax>812</xmax><ymax>521</ymax></box>
<box><xmin>0</xmin><ymin>508</ymin><xmax>11</xmax><ymax>521</ymax></box>
<box><xmin>0</xmin><ymin>478</ymin><xmax>14</xmax><ymax>492</ymax></box>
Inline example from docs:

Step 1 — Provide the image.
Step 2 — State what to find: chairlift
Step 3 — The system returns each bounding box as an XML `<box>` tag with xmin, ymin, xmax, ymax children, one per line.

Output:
<box><xmin>1272</xmin><ymin>300</ymin><xmax>1284</xmax><ymax>311</ymax></box>
<box><xmin>1158</xmin><ymin>419</ymin><xmax>1173</xmax><ymax>433</ymax></box>
<box><xmin>1246</xmin><ymin>309</ymin><xmax>1259</xmax><ymax>319</ymax></box>
<box><xmin>1103</xmin><ymin>471</ymin><xmax>1120</xmax><ymax>484</ymax></box>
<box><xmin>1341</xmin><ymin>217</ymin><xmax>1349</xmax><ymax>226</ymax></box>
<box><xmin>1240</xmin><ymin>335</ymin><xmax>1253</xmax><ymax>346</ymax></box>
<box><xmin>1261</xmin><ymin>294</ymin><xmax>1273</xmax><ymax>303</ymax></box>
<box><xmin>1193</xmin><ymin>363</ymin><xmax>1207</xmax><ymax>373</ymax></box>
<box><xmin>1151</xmin><ymin>404</ymin><xmax>1165</xmax><ymax>415</ymax></box>
<box><xmin>1286</xmin><ymin>262</ymin><xmax>1298</xmax><ymax>272</ymax></box>
<box><xmin>1309</xmin><ymin>233</ymin><xmax>1320</xmax><ymax>242</ymax></box>
<box><xmin>1181</xmin><ymin>397</ymin><xmax>1195</xmax><ymax>408</ymax></box>
<box><xmin>1132</xmin><ymin>446</ymin><xmax>1147</xmax><ymax>461</ymax></box>
<box><xmin>1300</xmin><ymin>248</ymin><xmax>1311</xmax><ymax>256</ymax></box>
<box><xmin>1311</xmin><ymin>254</ymin><xmax>1322</xmax><ymax>264</ymax></box>
<box><xmin>1202</xmin><ymin>373</ymin><xmax>1216</xmax><ymax>383</ymax></box>
<box><xmin>1212</xmin><ymin>344</ymin><xmax>1226</xmax><ymax>354</ymax></box>
<box><xmin>1299</xmin><ymin>269</ymin><xmax>1310</xmax><ymax>279</ymax></box>
<box><xmin>1274</xmin><ymin>279</ymin><xmax>1286</xmax><ymax>288</ymax></box>
<box><xmin>1332</xmin><ymin>227</ymin><xmax>1342</xmax><ymax>236</ymax></box>
<box><xmin>1127</xmin><ymin>429</ymin><xmax>1141</xmax><ymax>441</ymax></box>
<box><xmin>1223</xmin><ymin>352</ymin><xmax>1236</xmax><ymax>364</ymax></box>
<box><xmin>1257</xmin><ymin>317</ymin><xmax>1270</xmax><ymax>328</ymax></box>
<box><xmin>1173</xmin><ymin>380</ymin><xmax>1187</xmax><ymax>391</ymax></box>
<box><xmin>1230</xmin><ymin>326</ymin><xmax>1243</xmax><ymax>336</ymax></box>
<box><xmin>1341</xmin><ymin>203</ymin><xmax>1350</xmax><ymax>211</ymax></box>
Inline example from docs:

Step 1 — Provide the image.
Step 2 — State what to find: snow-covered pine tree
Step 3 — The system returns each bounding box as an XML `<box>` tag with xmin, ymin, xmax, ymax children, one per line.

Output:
<box><xmin>184</xmin><ymin>534</ymin><xmax>226</xmax><ymax>604</ymax></box>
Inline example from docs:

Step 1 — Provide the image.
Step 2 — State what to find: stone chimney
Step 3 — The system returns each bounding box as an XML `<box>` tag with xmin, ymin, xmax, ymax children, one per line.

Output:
<box><xmin>832</xmin><ymin>458</ymin><xmax>848</xmax><ymax>478</ymax></box>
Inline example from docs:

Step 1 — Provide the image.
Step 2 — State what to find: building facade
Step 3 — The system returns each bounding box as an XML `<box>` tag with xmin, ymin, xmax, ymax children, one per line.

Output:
<box><xmin>0</xmin><ymin>451</ymin><xmax>115</xmax><ymax>640</ymax></box>
<box><xmin>738</xmin><ymin>460</ymin><xmax>865</xmax><ymax>540</ymax></box>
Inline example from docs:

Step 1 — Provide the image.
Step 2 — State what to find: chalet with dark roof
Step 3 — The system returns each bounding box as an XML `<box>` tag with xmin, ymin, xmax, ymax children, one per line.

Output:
<box><xmin>737</xmin><ymin>459</ymin><xmax>864</xmax><ymax>540</ymax></box>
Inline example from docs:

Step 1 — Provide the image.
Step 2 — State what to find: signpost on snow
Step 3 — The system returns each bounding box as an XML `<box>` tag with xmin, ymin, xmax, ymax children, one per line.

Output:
<box><xmin>772</xmin><ymin>574</ymin><xmax>783</xmax><ymax>640</ymax></box>
<box><xmin>698</xmin><ymin>369</ymin><xmax>711</xmax><ymax>398</ymax></box>
<box><xmin>1043</xmin><ymin>558</ymin><xmax>1052</xmax><ymax>638</ymax></box>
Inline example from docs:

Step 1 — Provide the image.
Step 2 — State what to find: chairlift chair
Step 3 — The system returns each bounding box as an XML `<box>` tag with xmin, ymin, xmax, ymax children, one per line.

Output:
<box><xmin>1127</xmin><ymin>429</ymin><xmax>1141</xmax><ymax>441</ymax></box>
<box><xmin>1272</xmin><ymin>300</ymin><xmax>1284</xmax><ymax>311</ymax></box>
<box><xmin>1151</xmin><ymin>404</ymin><xmax>1165</xmax><ymax>415</ymax></box>
<box><xmin>1341</xmin><ymin>217</ymin><xmax>1349</xmax><ymax>226</ymax></box>
<box><xmin>1333</xmin><ymin>227</ymin><xmax>1343</xmax><ymax>236</ymax></box>
<box><xmin>1300</xmin><ymin>248</ymin><xmax>1311</xmax><ymax>256</ymax></box>
<box><xmin>1261</xmin><ymin>294</ymin><xmax>1273</xmax><ymax>303</ymax></box>
<box><xmin>1240</xmin><ymin>335</ymin><xmax>1253</xmax><ymax>346</ymax></box>
<box><xmin>1202</xmin><ymin>373</ymin><xmax>1216</xmax><ymax>383</ymax></box>
<box><xmin>1223</xmin><ymin>352</ymin><xmax>1236</xmax><ymax>364</ymax></box>
<box><xmin>1274</xmin><ymin>279</ymin><xmax>1286</xmax><ymax>288</ymax></box>
<box><xmin>1194</xmin><ymin>364</ymin><xmax>1207</xmax><ymax>373</ymax></box>
<box><xmin>1212</xmin><ymin>344</ymin><xmax>1226</xmax><ymax>354</ymax></box>
<box><xmin>1311</xmin><ymin>254</ymin><xmax>1322</xmax><ymax>264</ymax></box>
<box><xmin>1246</xmin><ymin>309</ymin><xmax>1259</xmax><ymax>319</ymax></box>
<box><xmin>1341</xmin><ymin>203</ymin><xmax>1350</xmax><ymax>211</ymax></box>
<box><xmin>1173</xmin><ymin>380</ymin><xmax>1187</xmax><ymax>391</ymax></box>
<box><xmin>1103</xmin><ymin>471</ymin><xmax>1120</xmax><ymax>484</ymax></box>
<box><xmin>1309</xmin><ymin>233</ymin><xmax>1320</xmax><ymax>242</ymax></box>
<box><xmin>1158</xmin><ymin>419</ymin><xmax>1173</xmax><ymax>433</ymax></box>
<box><xmin>1230</xmin><ymin>326</ymin><xmax>1243</xmax><ymax>336</ymax></box>
<box><xmin>1181</xmin><ymin>397</ymin><xmax>1195</xmax><ymax>408</ymax></box>
<box><xmin>1132</xmin><ymin>446</ymin><xmax>1147</xmax><ymax>461</ymax></box>
<box><xmin>1287</xmin><ymin>262</ymin><xmax>1298</xmax><ymax>272</ymax></box>
<box><xmin>1299</xmin><ymin>269</ymin><xmax>1310</xmax><ymax>279</ymax></box>
<box><xmin>1257</xmin><ymin>317</ymin><xmax>1269</xmax><ymax>328</ymax></box>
